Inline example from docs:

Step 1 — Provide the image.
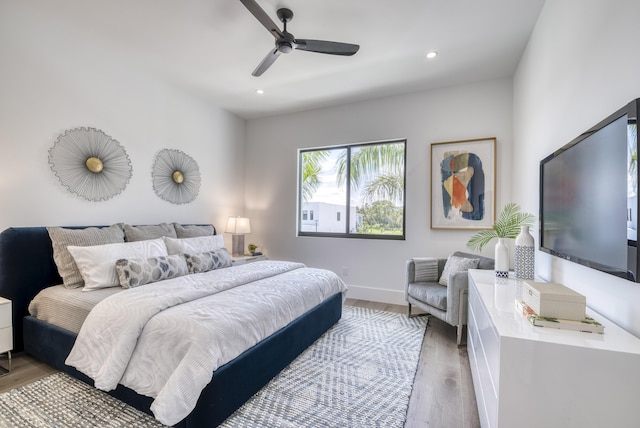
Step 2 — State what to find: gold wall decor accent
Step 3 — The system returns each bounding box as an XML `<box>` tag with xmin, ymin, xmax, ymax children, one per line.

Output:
<box><xmin>85</xmin><ymin>157</ymin><xmax>104</xmax><ymax>173</ymax></box>
<box><xmin>152</xmin><ymin>149</ymin><xmax>200</xmax><ymax>204</ymax></box>
<box><xmin>48</xmin><ymin>127</ymin><xmax>132</xmax><ymax>201</ymax></box>
<box><xmin>172</xmin><ymin>170</ymin><xmax>185</xmax><ymax>184</ymax></box>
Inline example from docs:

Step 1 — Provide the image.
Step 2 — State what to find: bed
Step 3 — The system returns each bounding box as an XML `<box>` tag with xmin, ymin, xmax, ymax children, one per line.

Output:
<box><xmin>0</xmin><ymin>225</ymin><xmax>346</xmax><ymax>427</ymax></box>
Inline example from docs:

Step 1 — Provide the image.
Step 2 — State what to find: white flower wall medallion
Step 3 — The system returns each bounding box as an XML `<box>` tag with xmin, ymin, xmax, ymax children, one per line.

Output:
<box><xmin>151</xmin><ymin>149</ymin><xmax>201</xmax><ymax>204</ymax></box>
<box><xmin>48</xmin><ymin>127</ymin><xmax>133</xmax><ymax>201</ymax></box>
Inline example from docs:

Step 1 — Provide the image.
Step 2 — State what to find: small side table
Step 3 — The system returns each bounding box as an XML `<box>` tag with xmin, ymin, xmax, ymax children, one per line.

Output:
<box><xmin>232</xmin><ymin>254</ymin><xmax>267</xmax><ymax>266</ymax></box>
<box><xmin>0</xmin><ymin>297</ymin><xmax>12</xmax><ymax>377</ymax></box>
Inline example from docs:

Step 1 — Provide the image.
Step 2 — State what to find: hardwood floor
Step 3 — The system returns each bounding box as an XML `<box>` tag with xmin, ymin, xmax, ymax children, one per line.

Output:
<box><xmin>0</xmin><ymin>352</ymin><xmax>56</xmax><ymax>392</ymax></box>
<box><xmin>0</xmin><ymin>300</ymin><xmax>480</xmax><ymax>428</ymax></box>
<box><xmin>345</xmin><ymin>299</ymin><xmax>480</xmax><ymax>428</ymax></box>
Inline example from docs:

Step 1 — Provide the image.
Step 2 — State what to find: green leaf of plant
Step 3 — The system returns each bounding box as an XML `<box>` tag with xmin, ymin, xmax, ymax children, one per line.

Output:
<box><xmin>466</xmin><ymin>230</ymin><xmax>500</xmax><ymax>252</ymax></box>
<box><xmin>466</xmin><ymin>202</ymin><xmax>535</xmax><ymax>252</ymax></box>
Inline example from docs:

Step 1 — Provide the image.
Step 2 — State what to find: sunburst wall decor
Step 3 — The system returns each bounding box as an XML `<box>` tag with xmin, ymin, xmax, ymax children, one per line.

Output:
<box><xmin>151</xmin><ymin>149</ymin><xmax>201</xmax><ymax>204</ymax></box>
<box><xmin>48</xmin><ymin>127</ymin><xmax>132</xmax><ymax>201</ymax></box>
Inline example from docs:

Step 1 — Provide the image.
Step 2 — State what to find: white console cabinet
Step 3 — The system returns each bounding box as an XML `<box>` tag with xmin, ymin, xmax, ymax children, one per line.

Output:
<box><xmin>468</xmin><ymin>269</ymin><xmax>640</xmax><ymax>428</ymax></box>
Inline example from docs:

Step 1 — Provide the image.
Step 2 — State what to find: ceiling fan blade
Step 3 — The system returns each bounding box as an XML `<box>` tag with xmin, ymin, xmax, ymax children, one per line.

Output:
<box><xmin>239</xmin><ymin>0</ymin><xmax>284</xmax><ymax>39</ymax></box>
<box><xmin>252</xmin><ymin>48</ymin><xmax>281</xmax><ymax>76</ymax></box>
<box><xmin>294</xmin><ymin>39</ymin><xmax>359</xmax><ymax>56</ymax></box>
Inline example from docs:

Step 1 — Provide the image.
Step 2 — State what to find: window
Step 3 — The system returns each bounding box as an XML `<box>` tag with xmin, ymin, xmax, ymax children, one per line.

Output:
<box><xmin>298</xmin><ymin>139</ymin><xmax>406</xmax><ymax>239</ymax></box>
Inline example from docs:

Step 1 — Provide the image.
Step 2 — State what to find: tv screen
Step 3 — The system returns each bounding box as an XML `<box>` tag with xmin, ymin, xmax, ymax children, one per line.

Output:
<box><xmin>540</xmin><ymin>99</ymin><xmax>639</xmax><ymax>281</ymax></box>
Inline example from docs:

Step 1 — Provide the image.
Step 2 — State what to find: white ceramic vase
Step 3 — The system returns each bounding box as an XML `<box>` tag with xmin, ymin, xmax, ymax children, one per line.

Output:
<box><xmin>514</xmin><ymin>225</ymin><xmax>535</xmax><ymax>279</ymax></box>
<box><xmin>494</xmin><ymin>237</ymin><xmax>509</xmax><ymax>278</ymax></box>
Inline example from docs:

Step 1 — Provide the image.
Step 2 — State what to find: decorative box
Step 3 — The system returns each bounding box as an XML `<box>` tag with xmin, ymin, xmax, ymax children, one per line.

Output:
<box><xmin>522</xmin><ymin>281</ymin><xmax>586</xmax><ymax>321</ymax></box>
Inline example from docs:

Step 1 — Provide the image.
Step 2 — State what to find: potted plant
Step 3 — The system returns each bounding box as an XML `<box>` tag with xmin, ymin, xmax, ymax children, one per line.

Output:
<box><xmin>466</xmin><ymin>203</ymin><xmax>535</xmax><ymax>277</ymax></box>
<box><xmin>248</xmin><ymin>243</ymin><xmax>258</xmax><ymax>255</ymax></box>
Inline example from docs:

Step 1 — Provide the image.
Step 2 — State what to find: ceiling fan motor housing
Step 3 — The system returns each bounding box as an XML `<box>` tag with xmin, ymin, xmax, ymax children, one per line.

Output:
<box><xmin>277</xmin><ymin>30</ymin><xmax>295</xmax><ymax>54</ymax></box>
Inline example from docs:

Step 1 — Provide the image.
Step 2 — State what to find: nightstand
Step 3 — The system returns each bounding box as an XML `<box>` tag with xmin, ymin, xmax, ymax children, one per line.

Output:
<box><xmin>0</xmin><ymin>297</ymin><xmax>12</xmax><ymax>376</ymax></box>
<box><xmin>232</xmin><ymin>254</ymin><xmax>267</xmax><ymax>266</ymax></box>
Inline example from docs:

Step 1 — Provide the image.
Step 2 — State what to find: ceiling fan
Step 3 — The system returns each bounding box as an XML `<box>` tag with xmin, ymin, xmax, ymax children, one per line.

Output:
<box><xmin>239</xmin><ymin>0</ymin><xmax>360</xmax><ymax>76</ymax></box>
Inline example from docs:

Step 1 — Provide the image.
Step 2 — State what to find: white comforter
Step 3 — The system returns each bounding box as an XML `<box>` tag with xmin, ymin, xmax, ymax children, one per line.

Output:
<box><xmin>65</xmin><ymin>261</ymin><xmax>347</xmax><ymax>426</ymax></box>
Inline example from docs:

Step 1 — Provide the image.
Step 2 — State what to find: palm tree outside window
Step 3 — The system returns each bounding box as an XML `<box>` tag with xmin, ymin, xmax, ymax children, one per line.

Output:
<box><xmin>298</xmin><ymin>139</ymin><xmax>406</xmax><ymax>239</ymax></box>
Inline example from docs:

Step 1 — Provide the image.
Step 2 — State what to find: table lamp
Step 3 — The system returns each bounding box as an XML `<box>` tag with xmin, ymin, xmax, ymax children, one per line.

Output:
<box><xmin>225</xmin><ymin>217</ymin><xmax>251</xmax><ymax>257</ymax></box>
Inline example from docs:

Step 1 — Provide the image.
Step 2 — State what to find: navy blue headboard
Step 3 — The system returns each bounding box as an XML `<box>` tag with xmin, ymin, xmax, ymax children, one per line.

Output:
<box><xmin>0</xmin><ymin>224</ymin><xmax>216</xmax><ymax>352</ymax></box>
<box><xmin>0</xmin><ymin>227</ymin><xmax>62</xmax><ymax>351</ymax></box>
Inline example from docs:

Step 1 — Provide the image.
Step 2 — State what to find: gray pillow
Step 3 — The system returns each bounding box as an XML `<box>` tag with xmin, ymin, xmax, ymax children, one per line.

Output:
<box><xmin>115</xmin><ymin>254</ymin><xmax>188</xmax><ymax>288</ymax></box>
<box><xmin>124</xmin><ymin>223</ymin><xmax>177</xmax><ymax>242</ymax></box>
<box><xmin>184</xmin><ymin>248</ymin><xmax>232</xmax><ymax>274</ymax></box>
<box><xmin>173</xmin><ymin>223</ymin><xmax>215</xmax><ymax>238</ymax></box>
<box><xmin>47</xmin><ymin>225</ymin><xmax>125</xmax><ymax>288</ymax></box>
<box><xmin>413</xmin><ymin>257</ymin><xmax>439</xmax><ymax>282</ymax></box>
<box><xmin>438</xmin><ymin>255</ymin><xmax>479</xmax><ymax>286</ymax></box>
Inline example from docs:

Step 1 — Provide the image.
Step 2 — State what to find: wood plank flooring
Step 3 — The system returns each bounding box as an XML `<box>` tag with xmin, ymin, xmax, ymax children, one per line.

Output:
<box><xmin>0</xmin><ymin>300</ymin><xmax>480</xmax><ymax>427</ymax></box>
<box><xmin>345</xmin><ymin>299</ymin><xmax>480</xmax><ymax>428</ymax></box>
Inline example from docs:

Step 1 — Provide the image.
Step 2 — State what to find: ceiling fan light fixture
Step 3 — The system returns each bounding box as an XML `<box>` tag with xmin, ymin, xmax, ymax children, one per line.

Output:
<box><xmin>426</xmin><ymin>50</ymin><xmax>438</xmax><ymax>59</ymax></box>
<box><xmin>278</xmin><ymin>41</ymin><xmax>293</xmax><ymax>54</ymax></box>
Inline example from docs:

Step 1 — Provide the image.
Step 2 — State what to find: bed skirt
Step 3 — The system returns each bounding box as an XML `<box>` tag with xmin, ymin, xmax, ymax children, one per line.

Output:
<box><xmin>24</xmin><ymin>292</ymin><xmax>343</xmax><ymax>427</ymax></box>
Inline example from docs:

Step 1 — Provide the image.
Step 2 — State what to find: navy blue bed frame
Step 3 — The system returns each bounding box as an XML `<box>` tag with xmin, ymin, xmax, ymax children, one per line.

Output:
<box><xmin>0</xmin><ymin>226</ymin><xmax>342</xmax><ymax>427</ymax></box>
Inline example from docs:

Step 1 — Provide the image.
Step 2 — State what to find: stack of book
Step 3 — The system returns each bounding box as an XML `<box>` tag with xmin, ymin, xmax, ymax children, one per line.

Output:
<box><xmin>515</xmin><ymin>298</ymin><xmax>605</xmax><ymax>334</ymax></box>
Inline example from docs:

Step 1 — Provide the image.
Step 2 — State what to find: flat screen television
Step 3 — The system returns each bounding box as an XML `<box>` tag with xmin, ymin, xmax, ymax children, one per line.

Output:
<box><xmin>539</xmin><ymin>98</ymin><xmax>639</xmax><ymax>281</ymax></box>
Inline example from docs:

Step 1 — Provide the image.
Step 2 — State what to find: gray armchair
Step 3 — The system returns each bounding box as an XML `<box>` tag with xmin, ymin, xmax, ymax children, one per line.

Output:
<box><xmin>405</xmin><ymin>251</ymin><xmax>494</xmax><ymax>345</ymax></box>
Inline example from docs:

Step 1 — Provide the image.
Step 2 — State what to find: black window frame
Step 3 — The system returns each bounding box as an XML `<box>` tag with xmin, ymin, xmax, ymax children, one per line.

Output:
<box><xmin>297</xmin><ymin>139</ymin><xmax>406</xmax><ymax>240</ymax></box>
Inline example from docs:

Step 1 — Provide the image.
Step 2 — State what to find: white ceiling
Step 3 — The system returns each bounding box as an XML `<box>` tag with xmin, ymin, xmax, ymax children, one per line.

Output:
<box><xmin>26</xmin><ymin>0</ymin><xmax>545</xmax><ymax>119</ymax></box>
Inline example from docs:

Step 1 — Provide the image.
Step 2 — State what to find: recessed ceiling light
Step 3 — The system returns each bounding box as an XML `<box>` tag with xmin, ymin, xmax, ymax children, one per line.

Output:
<box><xmin>256</xmin><ymin>89</ymin><xmax>264</xmax><ymax>95</ymax></box>
<box><xmin>426</xmin><ymin>51</ymin><xmax>438</xmax><ymax>59</ymax></box>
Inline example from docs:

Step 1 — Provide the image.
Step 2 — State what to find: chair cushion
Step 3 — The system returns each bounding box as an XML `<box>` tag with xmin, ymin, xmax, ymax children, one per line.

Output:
<box><xmin>408</xmin><ymin>282</ymin><xmax>447</xmax><ymax>311</ymax></box>
<box><xmin>439</xmin><ymin>255</ymin><xmax>479</xmax><ymax>286</ymax></box>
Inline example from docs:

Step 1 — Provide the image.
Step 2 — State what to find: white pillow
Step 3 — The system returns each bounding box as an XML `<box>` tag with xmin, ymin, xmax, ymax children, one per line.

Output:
<box><xmin>438</xmin><ymin>255</ymin><xmax>479</xmax><ymax>286</ymax></box>
<box><xmin>68</xmin><ymin>238</ymin><xmax>168</xmax><ymax>291</ymax></box>
<box><xmin>163</xmin><ymin>235</ymin><xmax>225</xmax><ymax>255</ymax></box>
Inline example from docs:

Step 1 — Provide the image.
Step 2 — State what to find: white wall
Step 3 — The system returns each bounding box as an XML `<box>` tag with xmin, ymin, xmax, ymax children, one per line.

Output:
<box><xmin>0</xmin><ymin>3</ymin><xmax>245</xmax><ymax>233</ymax></box>
<box><xmin>513</xmin><ymin>0</ymin><xmax>640</xmax><ymax>335</ymax></box>
<box><xmin>245</xmin><ymin>79</ymin><xmax>514</xmax><ymax>304</ymax></box>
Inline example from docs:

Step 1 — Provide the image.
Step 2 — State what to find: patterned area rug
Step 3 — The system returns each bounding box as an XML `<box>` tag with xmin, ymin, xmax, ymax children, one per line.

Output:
<box><xmin>0</xmin><ymin>306</ymin><xmax>426</xmax><ymax>427</ymax></box>
<box><xmin>0</xmin><ymin>371</ymin><xmax>165</xmax><ymax>427</ymax></box>
<box><xmin>220</xmin><ymin>305</ymin><xmax>427</xmax><ymax>427</ymax></box>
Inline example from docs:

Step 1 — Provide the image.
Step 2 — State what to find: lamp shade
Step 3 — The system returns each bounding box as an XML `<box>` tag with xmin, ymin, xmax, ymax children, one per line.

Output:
<box><xmin>225</xmin><ymin>217</ymin><xmax>251</xmax><ymax>235</ymax></box>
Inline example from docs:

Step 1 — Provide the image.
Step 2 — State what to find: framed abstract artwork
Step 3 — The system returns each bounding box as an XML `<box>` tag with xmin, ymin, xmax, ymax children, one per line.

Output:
<box><xmin>430</xmin><ymin>137</ymin><xmax>496</xmax><ymax>230</ymax></box>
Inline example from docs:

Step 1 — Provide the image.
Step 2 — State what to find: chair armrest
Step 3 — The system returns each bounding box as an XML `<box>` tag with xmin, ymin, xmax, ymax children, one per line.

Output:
<box><xmin>446</xmin><ymin>271</ymin><xmax>471</xmax><ymax>325</ymax></box>
<box><xmin>404</xmin><ymin>259</ymin><xmax>422</xmax><ymax>300</ymax></box>
<box><xmin>405</xmin><ymin>259</ymin><xmax>417</xmax><ymax>287</ymax></box>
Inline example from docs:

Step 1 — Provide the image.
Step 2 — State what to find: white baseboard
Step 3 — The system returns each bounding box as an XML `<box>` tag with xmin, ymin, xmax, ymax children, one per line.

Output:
<box><xmin>345</xmin><ymin>284</ymin><xmax>407</xmax><ymax>306</ymax></box>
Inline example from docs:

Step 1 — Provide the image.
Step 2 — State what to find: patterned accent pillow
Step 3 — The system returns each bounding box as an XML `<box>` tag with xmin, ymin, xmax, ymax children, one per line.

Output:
<box><xmin>47</xmin><ymin>225</ymin><xmax>125</xmax><ymax>288</ymax></box>
<box><xmin>184</xmin><ymin>248</ymin><xmax>232</xmax><ymax>274</ymax></box>
<box><xmin>123</xmin><ymin>223</ymin><xmax>177</xmax><ymax>242</ymax></box>
<box><xmin>173</xmin><ymin>223</ymin><xmax>215</xmax><ymax>238</ymax></box>
<box><xmin>438</xmin><ymin>255</ymin><xmax>479</xmax><ymax>286</ymax></box>
<box><xmin>115</xmin><ymin>254</ymin><xmax>188</xmax><ymax>288</ymax></box>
